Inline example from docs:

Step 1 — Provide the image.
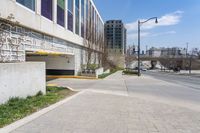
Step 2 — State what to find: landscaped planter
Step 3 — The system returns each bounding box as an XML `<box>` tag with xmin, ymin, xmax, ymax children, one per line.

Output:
<box><xmin>81</xmin><ymin>67</ymin><xmax>104</xmax><ymax>78</ymax></box>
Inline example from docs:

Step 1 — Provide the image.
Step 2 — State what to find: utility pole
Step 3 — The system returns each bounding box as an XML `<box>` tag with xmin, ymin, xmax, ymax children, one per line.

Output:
<box><xmin>189</xmin><ymin>49</ymin><xmax>193</xmax><ymax>75</ymax></box>
<box><xmin>189</xmin><ymin>55</ymin><xmax>192</xmax><ymax>74</ymax></box>
<box><xmin>186</xmin><ymin>42</ymin><xmax>188</xmax><ymax>57</ymax></box>
<box><xmin>137</xmin><ymin>17</ymin><xmax>158</xmax><ymax>77</ymax></box>
<box><xmin>186</xmin><ymin>42</ymin><xmax>190</xmax><ymax>74</ymax></box>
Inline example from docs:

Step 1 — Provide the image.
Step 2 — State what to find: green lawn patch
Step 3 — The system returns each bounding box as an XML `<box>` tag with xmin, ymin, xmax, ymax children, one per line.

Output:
<box><xmin>98</xmin><ymin>68</ymin><xmax>123</xmax><ymax>79</ymax></box>
<box><xmin>98</xmin><ymin>73</ymin><xmax>112</xmax><ymax>79</ymax></box>
<box><xmin>122</xmin><ymin>70</ymin><xmax>138</xmax><ymax>75</ymax></box>
<box><xmin>0</xmin><ymin>86</ymin><xmax>75</xmax><ymax>128</ymax></box>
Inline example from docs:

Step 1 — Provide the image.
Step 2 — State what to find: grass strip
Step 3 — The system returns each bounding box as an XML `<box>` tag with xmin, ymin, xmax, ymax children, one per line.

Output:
<box><xmin>98</xmin><ymin>68</ymin><xmax>122</xmax><ymax>79</ymax></box>
<box><xmin>0</xmin><ymin>86</ymin><xmax>75</xmax><ymax>128</ymax></box>
<box><xmin>122</xmin><ymin>70</ymin><xmax>138</xmax><ymax>75</ymax></box>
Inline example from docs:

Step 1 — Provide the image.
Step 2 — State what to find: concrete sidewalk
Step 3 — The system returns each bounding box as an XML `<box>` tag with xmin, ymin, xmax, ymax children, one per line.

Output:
<box><xmin>47</xmin><ymin>71</ymin><xmax>128</xmax><ymax>95</ymax></box>
<box><xmin>3</xmin><ymin>71</ymin><xmax>200</xmax><ymax>133</ymax></box>
<box><xmin>10</xmin><ymin>90</ymin><xmax>200</xmax><ymax>133</ymax></box>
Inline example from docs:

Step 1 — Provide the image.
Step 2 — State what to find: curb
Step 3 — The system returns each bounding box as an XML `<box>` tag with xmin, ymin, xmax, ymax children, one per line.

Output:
<box><xmin>0</xmin><ymin>91</ymin><xmax>85</xmax><ymax>133</ymax></box>
<box><xmin>47</xmin><ymin>75</ymin><xmax>98</xmax><ymax>80</ymax></box>
<box><xmin>159</xmin><ymin>71</ymin><xmax>200</xmax><ymax>77</ymax></box>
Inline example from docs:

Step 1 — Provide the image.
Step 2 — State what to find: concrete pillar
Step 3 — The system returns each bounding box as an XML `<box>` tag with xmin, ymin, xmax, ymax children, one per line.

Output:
<box><xmin>36</xmin><ymin>0</ymin><xmax>41</xmax><ymax>15</ymax></box>
<box><xmin>65</xmin><ymin>0</ymin><xmax>68</xmax><ymax>29</ymax></box>
<box><xmin>53</xmin><ymin>0</ymin><xmax>57</xmax><ymax>23</ymax></box>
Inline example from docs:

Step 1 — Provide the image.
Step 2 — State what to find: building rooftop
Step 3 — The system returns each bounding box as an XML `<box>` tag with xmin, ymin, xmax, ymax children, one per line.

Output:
<box><xmin>106</xmin><ymin>20</ymin><xmax>123</xmax><ymax>24</ymax></box>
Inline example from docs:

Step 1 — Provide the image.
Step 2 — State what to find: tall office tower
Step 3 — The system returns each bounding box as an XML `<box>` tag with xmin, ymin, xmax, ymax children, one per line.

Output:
<box><xmin>104</xmin><ymin>20</ymin><xmax>127</xmax><ymax>55</ymax></box>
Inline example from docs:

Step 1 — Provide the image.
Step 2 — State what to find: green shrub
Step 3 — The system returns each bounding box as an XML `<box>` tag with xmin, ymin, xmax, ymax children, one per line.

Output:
<box><xmin>36</xmin><ymin>91</ymin><xmax>43</xmax><ymax>97</ymax></box>
<box><xmin>122</xmin><ymin>70</ymin><xmax>138</xmax><ymax>75</ymax></box>
<box><xmin>98</xmin><ymin>73</ymin><xmax>111</xmax><ymax>79</ymax></box>
<box><xmin>87</xmin><ymin>64</ymin><xmax>98</xmax><ymax>70</ymax></box>
<box><xmin>110</xmin><ymin>67</ymin><xmax>124</xmax><ymax>73</ymax></box>
<box><xmin>81</xmin><ymin>64</ymin><xmax>87</xmax><ymax>69</ymax></box>
<box><xmin>81</xmin><ymin>64</ymin><xmax>99</xmax><ymax>70</ymax></box>
<box><xmin>46</xmin><ymin>86</ymin><xmax>66</xmax><ymax>92</ymax></box>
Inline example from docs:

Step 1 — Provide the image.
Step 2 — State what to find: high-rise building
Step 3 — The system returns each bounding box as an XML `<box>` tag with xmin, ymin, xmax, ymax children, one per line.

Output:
<box><xmin>104</xmin><ymin>20</ymin><xmax>127</xmax><ymax>54</ymax></box>
<box><xmin>146</xmin><ymin>47</ymin><xmax>187</xmax><ymax>58</ymax></box>
<box><xmin>0</xmin><ymin>0</ymin><xmax>104</xmax><ymax>75</ymax></box>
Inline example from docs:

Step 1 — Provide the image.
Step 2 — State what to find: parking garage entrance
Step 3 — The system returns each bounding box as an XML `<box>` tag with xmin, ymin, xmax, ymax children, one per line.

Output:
<box><xmin>26</xmin><ymin>51</ymin><xmax>75</xmax><ymax>75</ymax></box>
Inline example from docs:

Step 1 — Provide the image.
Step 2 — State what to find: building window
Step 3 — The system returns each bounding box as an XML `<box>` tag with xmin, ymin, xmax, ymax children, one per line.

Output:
<box><xmin>16</xmin><ymin>0</ymin><xmax>35</xmax><ymax>11</ymax></box>
<box><xmin>41</xmin><ymin>0</ymin><xmax>53</xmax><ymax>20</ymax></box>
<box><xmin>81</xmin><ymin>0</ymin><xmax>84</xmax><ymax>37</ymax></box>
<box><xmin>86</xmin><ymin>0</ymin><xmax>89</xmax><ymax>19</ymax></box>
<box><xmin>75</xmin><ymin>0</ymin><xmax>80</xmax><ymax>35</ymax></box>
<box><xmin>57</xmin><ymin>0</ymin><xmax>65</xmax><ymax>27</ymax></box>
<box><xmin>68</xmin><ymin>0</ymin><xmax>73</xmax><ymax>32</ymax></box>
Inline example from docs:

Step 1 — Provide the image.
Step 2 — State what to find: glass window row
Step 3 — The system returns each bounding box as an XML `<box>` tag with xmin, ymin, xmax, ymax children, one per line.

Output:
<box><xmin>16</xmin><ymin>0</ymin><xmax>103</xmax><ymax>38</ymax></box>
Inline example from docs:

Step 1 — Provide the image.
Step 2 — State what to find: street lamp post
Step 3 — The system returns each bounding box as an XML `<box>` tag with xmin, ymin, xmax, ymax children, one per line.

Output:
<box><xmin>189</xmin><ymin>51</ymin><xmax>193</xmax><ymax>75</ymax></box>
<box><xmin>138</xmin><ymin>17</ymin><xmax>158</xmax><ymax>76</ymax></box>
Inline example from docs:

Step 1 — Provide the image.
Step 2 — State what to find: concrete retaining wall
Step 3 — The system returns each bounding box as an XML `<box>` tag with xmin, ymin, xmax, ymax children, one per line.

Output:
<box><xmin>0</xmin><ymin>62</ymin><xmax>46</xmax><ymax>104</ymax></box>
<box><xmin>95</xmin><ymin>68</ymin><xmax>104</xmax><ymax>77</ymax></box>
<box><xmin>104</xmin><ymin>69</ymin><xmax>110</xmax><ymax>74</ymax></box>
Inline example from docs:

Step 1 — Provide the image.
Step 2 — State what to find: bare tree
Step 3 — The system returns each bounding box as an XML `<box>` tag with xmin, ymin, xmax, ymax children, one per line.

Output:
<box><xmin>83</xmin><ymin>18</ymin><xmax>95</xmax><ymax>68</ymax></box>
<box><xmin>83</xmin><ymin>9</ymin><xmax>105</xmax><ymax>69</ymax></box>
<box><xmin>125</xmin><ymin>45</ymin><xmax>137</xmax><ymax>68</ymax></box>
<box><xmin>96</xmin><ymin>33</ymin><xmax>104</xmax><ymax>67</ymax></box>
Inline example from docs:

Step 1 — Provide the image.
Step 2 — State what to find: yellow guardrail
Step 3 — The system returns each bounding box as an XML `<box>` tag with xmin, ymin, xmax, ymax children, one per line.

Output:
<box><xmin>26</xmin><ymin>50</ymin><xmax>73</xmax><ymax>56</ymax></box>
<box><xmin>47</xmin><ymin>75</ymin><xmax>98</xmax><ymax>80</ymax></box>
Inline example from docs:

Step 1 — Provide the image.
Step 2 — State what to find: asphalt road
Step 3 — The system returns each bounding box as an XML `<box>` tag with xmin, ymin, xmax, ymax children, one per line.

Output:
<box><xmin>125</xmin><ymin>70</ymin><xmax>200</xmax><ymax>108</ymax></box>
<box><xmin>143</xmin><ymin>71</ymin><xmax>200</xmax><ymax>90</ymax></box>
<box><xmin>48</xmin><ymin>71</ymin><xmax>200</xmax><ymax>109</ymax></box>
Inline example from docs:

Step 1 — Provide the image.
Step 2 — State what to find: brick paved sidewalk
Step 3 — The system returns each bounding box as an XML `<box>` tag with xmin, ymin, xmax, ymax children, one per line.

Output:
<box><xmin>11</xmin><ymin>90</ymin><xmax>200</xmax><ymax>133</ymax></box>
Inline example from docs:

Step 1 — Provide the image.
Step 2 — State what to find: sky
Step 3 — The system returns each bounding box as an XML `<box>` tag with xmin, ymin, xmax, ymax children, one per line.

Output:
<box><xmin>93</xmin><ymin>0</ymin><xmax>200</xmax><ymax>51</ymax></box>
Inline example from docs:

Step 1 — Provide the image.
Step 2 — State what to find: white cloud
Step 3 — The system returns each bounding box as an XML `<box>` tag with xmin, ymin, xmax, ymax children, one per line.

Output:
<box><xmin>126</xmin><ymin>11</ymin><xmax>183</xmax><ymax>44</ymax></box>
<box><xmin>127</xmin><ymin>31</ymin><xmax>176</xmax><ymax>43</ymax></box>
<box><xmin>128</xmin><ymin>32</ymin><xmax>150</xmax><ymax>41</ymax></box>
<box><xmin>151</xmin><ymin>30</ymin><xmax>176</xmax><ymax>37</ymax></box>
<box><xmin>126</xmin><ymin>10</ymin><xmax>183</xmax><ymax>32</ymax></box>
<box><xmin>126</xmin><ymin>21</ymin><xmax>138</xmax><ymax>33</ymax></box>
